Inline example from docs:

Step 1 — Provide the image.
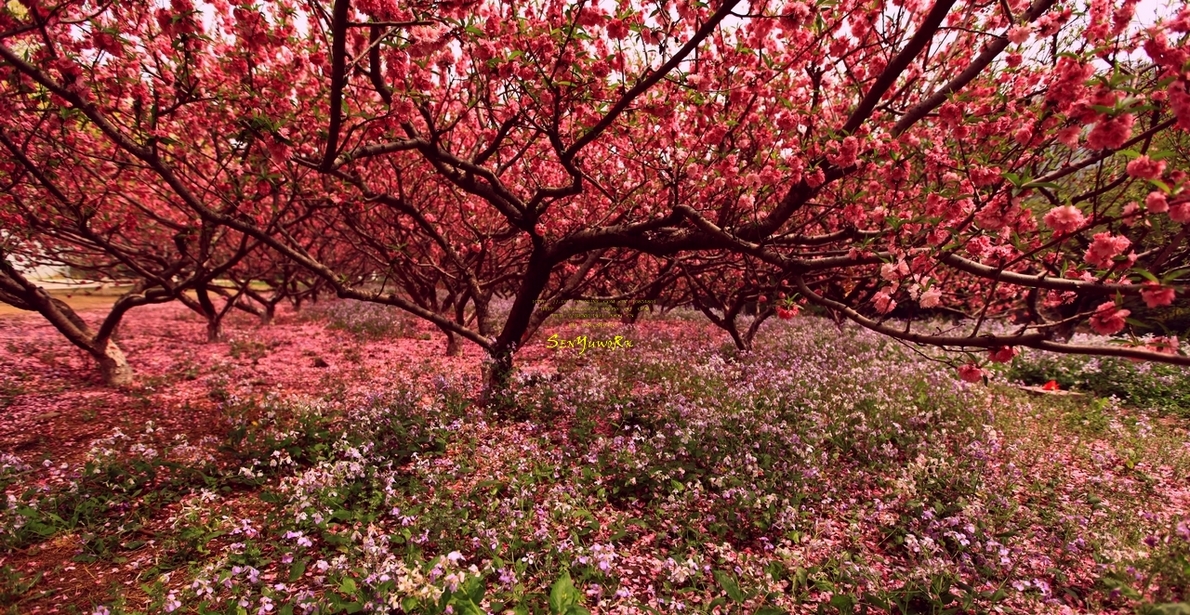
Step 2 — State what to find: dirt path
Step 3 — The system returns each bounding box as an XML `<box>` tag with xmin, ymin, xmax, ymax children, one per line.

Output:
<box><xmin>0</xmin><ymin>287</ymin><xmax>128</xmax><ymax>317</ymax></box>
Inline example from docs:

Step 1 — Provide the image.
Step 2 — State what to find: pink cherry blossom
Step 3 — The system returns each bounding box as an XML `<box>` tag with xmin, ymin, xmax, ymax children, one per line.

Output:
<box><xmin>1007</xmin><ymin>25</ymin><xmax>1031</xmax><ymax>44</ymax></box>
<box><xmin>1042</xmin><ymin>205</ymin><xmax>1086</xmax><ymax>235</ymax></box>
<box><xmin>873</xmin><ymin>291</ymin><xmax>896</xmax><ymax>314</ymax></box>
<box><xmin>1147</xmin><ymin>335</ymin><xmax>1179</xmax><ymax>355</ymax></box>
<box><xmin>1089</xmin><ymin>302</ymin><xmax>1130</xmax><ymax>335</ymax></box>
<box><xmin>1170</xmin><ymin>202</ymin><xmax>1190</xmax><ymax>223</ymax></box>
<box><xmin>1146</xmin><ymin>191</ymin><xmax>1170</xmax><ymax>213</ymax></box>
<box><xmin>1085</xmin><ymin>113</ymin><xmax>1134</xmax><ymax>150</ymax></box>
<box><xmin>880</xmin><ymin>260</ymin><xmax>909</xmax><ymax>282</ymax></box>
<box><xmin>1056</xmin><ymin>126</ymin><xmax>1081</xmax><ymax>147</ymax></box>
<box><xmin>919</xmin><ymin>288</ymin><xmax>942</xmax><ymax>308</ymax></box>
<box><xmin>1141</xmin><ymin>284</ymin><xmax>1175</xmax><ymax>308</ymax></box>
<box><xmin>1125</xmin><ymin>155</ymin><xmax>1166</xmax><ymax>180</ymax></box>
<box><xmin>1083</xmin><ymin>232</ymin><xmax>1131</xmax><ymax>268</ymax></box>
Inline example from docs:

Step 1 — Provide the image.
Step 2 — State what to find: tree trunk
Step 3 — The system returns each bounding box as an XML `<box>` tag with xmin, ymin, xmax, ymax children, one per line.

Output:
<box><xmin>261</xmin><ymin>302</ymin><xmax>276</xmax><ymax>326</ymax></box>
<box><xmin>482</xmin><ymin>250</ymin><xmax>555</xmax><ymax>404</ymax></box>
<box><xmin>206</xmin><ymin>319</ymin><xmax>222</xmax><ymax>343</ymax></box>
<box><xmin>444</xmin><ymin>331</ymin><xmax>461</xmax><ymax>356</ymax></box>
<box><xmin>480</xmin><ymin>347</ymin><xmax>516</xmax><ymax>407</ymax></box>
<box><xmin>97</xmin><ymin>341</ymin><xmax>133</xmax><ymax>387</ymax></box>
<box><xmin>743</xmin><ymin>309</ymin><xmax>773</xmax><ymax>350</ymax></box>
<box><xmin>726</xmin><ymin>321</ymin><xmax>750</xmax><ymax>351</ymax></box>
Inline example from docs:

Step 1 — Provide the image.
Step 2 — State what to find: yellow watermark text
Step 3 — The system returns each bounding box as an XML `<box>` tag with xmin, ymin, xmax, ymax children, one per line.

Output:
<box><xmin>545</xmin><ymin>333</ymin><xmax>634</xmax><ymax>355</ymax></box>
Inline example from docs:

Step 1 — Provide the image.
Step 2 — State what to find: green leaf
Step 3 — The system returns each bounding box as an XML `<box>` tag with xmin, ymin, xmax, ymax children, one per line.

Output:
<box><xmin>714</xmin><ymin>570</ymin><xmax>746</xmax><ymax>603</ymax></box>
<box><xmin>828</xmin><ymin>593</ymin><xmax>856</xmax><ymax>612</ymax></box>
<box><xmin>549</xmin><ymin>571</ymin><xmax>581</xmax><ymax>615</ymax></box>
<box><xmin>462</xmin><ymin>575</ymin><xmax>486</xmax><ymax>604</ymax></box>
<box><xmin>289</xmin><ymin>558</ymin><xmax>308</xmax><ymax>582</ymax></box>
<box><xmin>339</xmin><ymin>577</ymin><xmax>357</xmax><ymax>595</ymax></box>
<box><xmin>451</xmin><ymin>598</ymin><xmax>485</xmax><ymax>615</ymax></box>
<box><xmin>1133</xmin><ymin>269</ymin><xmax>1160</xmax><ymax>284</ymax></box>
<box><xmin>755</xmin><ymin>607</ymin><xmax>787</xmax><ymax>615</ymax></box>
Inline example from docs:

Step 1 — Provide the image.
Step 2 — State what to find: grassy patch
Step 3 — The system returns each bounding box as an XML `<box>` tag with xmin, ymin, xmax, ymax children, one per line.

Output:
<box><xmin>305</xmin><ymin>300</ymin><xmax>418</xmax><ymax>341</ymax></box>
<box><xmin>1002</xmin><ymin>351</ymin><xmax>1190</xmax><ymax>418</ymax></box>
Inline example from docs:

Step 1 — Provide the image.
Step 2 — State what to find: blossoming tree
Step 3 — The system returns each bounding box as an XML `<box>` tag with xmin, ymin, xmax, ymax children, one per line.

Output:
<box><xmin>2</xmin><ymin>0</ymin><xmax>1189</xmax><ymax>393</ymax></box>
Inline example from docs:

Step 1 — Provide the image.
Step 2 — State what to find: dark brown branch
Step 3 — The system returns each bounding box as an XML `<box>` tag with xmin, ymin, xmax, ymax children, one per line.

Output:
<box><xmin>320</xmin><ymin>0</ymin><xmax>352</xmax><ymax>170</ymax></box>
<box><xmin>840</xmin><ymin>0</ymin><xmax>959</xmax><ymax>135</ymax></box>
<box><xmin>939</xmin><ymin>253</ymin><xmax>1146</xmax><ymax>295</ymax></box>
<box><xmin>892</xmin><ymin>0</ymin><xmax>1057</xmax><ymax>136</ymax></box>
<box><xmin>561</xmin><ymin>0</ymin><xmax>742</xmax><ymax>163</ymax></box>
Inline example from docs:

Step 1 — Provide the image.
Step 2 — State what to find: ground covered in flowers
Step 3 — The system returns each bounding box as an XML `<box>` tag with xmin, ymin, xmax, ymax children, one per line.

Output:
<box><xmin>1</xmin><ymin>302</ymin><xmax>1188</xmax><ymax>614</ymax></box>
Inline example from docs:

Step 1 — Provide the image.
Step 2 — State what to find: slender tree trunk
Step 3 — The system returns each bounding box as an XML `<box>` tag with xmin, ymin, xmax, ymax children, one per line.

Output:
<box><xmin>726</xmin><ymin>320</ymin><xmax>750</xmax><ymax>351</ymax></box>
<box><xmin>481</xmin><ymin>248</ymin><xmax>554</xmax><ymax>404</ymax></box>
<box><xmin>743</xmin><ymin>309</ymin><xmax>773</xmax><ymax>350</ymax></box>
<box><xmin>262</xmin><ymin>302</ymin><xmax>276</xmax><ymax>326</ymax></box>
<box><xmin>97</xmin><ymin>341</ymin><xmax>133</xmax><ymax>387</ymax></box>
<box><xmin>206</xmin><ymin>320</ymin><xmax>222</xmax><ymax>343</ymax></box>
<box><xmin>481</xmin><ymin>347</ymin><xmax>516</xmax><ymax>407</ymax></box>
<box><xmin>444</xmin><ymin>330</ymin><xmax>460</xmax><ymax>356</ymax></box>
<box><xmin>0</xmin><ymin>261</ymin><xmax>144</xmax><ymax>387</ymax></box>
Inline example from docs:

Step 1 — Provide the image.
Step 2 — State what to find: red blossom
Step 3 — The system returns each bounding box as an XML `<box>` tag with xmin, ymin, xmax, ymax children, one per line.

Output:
<box><xmin>988</xmin><ymin>346</ymin><xmax>1017</xmax><ymax>363</ymax></box>
<box><xmin>957</xmin><ymin>363</ymin><xmax>983</xmax><ymax>383</ymax></box>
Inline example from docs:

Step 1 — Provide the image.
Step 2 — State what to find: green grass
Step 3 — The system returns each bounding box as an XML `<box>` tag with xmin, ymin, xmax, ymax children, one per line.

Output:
<box><xmin>1002</xmin><ymin>351</ymin><xmax>1190</xmax><ymax>418</ymax></box>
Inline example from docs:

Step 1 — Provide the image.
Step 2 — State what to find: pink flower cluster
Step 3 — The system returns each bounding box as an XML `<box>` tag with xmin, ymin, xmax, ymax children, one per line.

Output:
<box><xmin>1125</xmin><ymin>155</ymin><xmax>1166</xmax><ymax>180</ymax></box>
<box><xmin>1086</xmin><ymin>113</ymin><xmax>1134</xmax><ymax>150</ymax></box>
<box><xmin>1083</xmin><ymin>232</ymin><xmax>1130</xmax><ymax>268</ymax></box>
<box><xmin>1088</xmin><ymin>302</ymin><xmax>1129</xmax><ymax>335</ymax></box>
<box><xmin>828</xmin><ymin>136</ymin><xmax>860</xmax><ymax>168</ymax></box>
<box><xmin>1141</xmin><ymin>283</ymin><xmax>1175</xmax><ymax>308</ymax></box>
<box><xmin>1042</xmin><ymin>205</ymin><xmax>1086</xmax><ymax>235</ymax></box>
